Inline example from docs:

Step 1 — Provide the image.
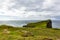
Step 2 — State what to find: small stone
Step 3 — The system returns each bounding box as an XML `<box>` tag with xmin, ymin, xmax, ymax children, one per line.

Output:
<box><xmin>43</xmin><ymin>38</ymin><xmax>53</xmax><ymax>40</ymax></box>
<box><xmin>21</xmin><ymin>30</ymin><xmax>34</xmax><ymax>37</ymax></box>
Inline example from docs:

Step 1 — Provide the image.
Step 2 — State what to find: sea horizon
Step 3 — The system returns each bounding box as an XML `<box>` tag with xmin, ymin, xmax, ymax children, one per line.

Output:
<box><xmin>0</xmin><ymin>20</ymin><xmax>59</xmax><ymax>28</ymax></box>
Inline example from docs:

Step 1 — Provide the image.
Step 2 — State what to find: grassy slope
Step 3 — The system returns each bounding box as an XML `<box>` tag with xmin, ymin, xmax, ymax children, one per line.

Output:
<box><xmin>23</xmin><ymin>20</ymin><xmax>48</xmax><ymax>28</ymax></box>
<box><xmin>0</xmin><ymin>20</ymin><xmax>59</xmax><ymax>40</ymax></box>
<box><xmin>0</xmin><ymin>27</ymin><xmax>59</xmax><ymax>40</ymax></box>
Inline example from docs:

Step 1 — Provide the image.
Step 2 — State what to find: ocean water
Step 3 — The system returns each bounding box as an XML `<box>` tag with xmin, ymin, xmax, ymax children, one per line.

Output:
<box><xmin>0</xmin><ymin>20</ymin><xmax>60</xmax><ymax>28</ymax></box>
<box><xmin>52</xmin><ymin>20</ymin><xmax>60</xmax><ymax>28</ymax></box>
<box><xmin>0</xmin><ymin>20</ymin><xmax>40</xmax><ymax>27</ymax></box>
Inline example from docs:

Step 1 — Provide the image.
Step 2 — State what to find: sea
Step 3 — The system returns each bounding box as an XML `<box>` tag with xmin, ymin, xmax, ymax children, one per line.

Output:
<box><xmin>0</xmin><ymin>20</ymin><xmax>60</xmax><ymax>28</ymax></box>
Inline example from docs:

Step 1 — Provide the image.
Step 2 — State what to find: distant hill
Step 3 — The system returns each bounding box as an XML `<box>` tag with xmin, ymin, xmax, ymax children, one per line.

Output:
<box><xmin>23</xmin><ymin>20</ymin><xmax>52</xmax><ymax>28</ymax></box>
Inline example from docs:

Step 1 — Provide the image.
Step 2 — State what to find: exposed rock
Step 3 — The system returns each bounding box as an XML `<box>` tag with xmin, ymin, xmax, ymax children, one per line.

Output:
<box><xmin>21</xmin><ymin>30</ymin><xmax>34</xmax><ymax>37</ymax></box>
<box><xmin>43</xmin><ymin>38</ymin><xmax>53</xmax><ymax>40</ymax></box>
<box><xmin>47</xmin><ymin>20</ymin><xmax>52</xmax><ymax>28</ymax></box>
<box><xmin>2</xmin><ymin>29</ymin><xmax>10</xmax><ymax>34</ymax></box>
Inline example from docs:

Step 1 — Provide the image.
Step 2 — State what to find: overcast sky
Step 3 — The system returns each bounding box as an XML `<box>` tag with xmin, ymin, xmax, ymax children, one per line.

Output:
<box><xmin>0</xmin><ymin>0</ymin><xmax>60</xmax><ymax>20</ymax></box>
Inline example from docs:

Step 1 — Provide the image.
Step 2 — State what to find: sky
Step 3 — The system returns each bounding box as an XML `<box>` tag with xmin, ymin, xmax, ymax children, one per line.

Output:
<box><xmin>0</xmin><ymin>0</ymin><xmax>60</xmax><ymax>20</ymax></box>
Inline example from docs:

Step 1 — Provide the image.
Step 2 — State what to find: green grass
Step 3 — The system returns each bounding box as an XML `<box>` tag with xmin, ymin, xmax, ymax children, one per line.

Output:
<box><xmin>23</xmin><ymin>20</ymin><xmax>48</xmax><ymax>28</ymax></box>
<box><xmin>0</xmin><ymin>20</ymin><xmax>59</xmax><ymax>40</ymax></box>
<box><xmin>0</xmin><ymin>27</ymin><xmax>60</xmax><ymax>40</ymax></box>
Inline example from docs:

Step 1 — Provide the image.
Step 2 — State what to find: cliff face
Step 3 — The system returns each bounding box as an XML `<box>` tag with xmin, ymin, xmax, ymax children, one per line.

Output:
<box><xmin>23</xmin><ymin>20</ymin><xmax>52</xmax><ymax>28</ymax></box>
<box><xmin>47</xmin><ymin>20</ymin><xmax>52</xmax><ymax>28</ymax></box>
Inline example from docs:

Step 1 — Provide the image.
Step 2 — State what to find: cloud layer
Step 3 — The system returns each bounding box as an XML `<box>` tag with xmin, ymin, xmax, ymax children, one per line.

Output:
<box><xmin>0</xmin><ymin>0</ymin><xmax>60</xmax><ymax>20</ymax></box>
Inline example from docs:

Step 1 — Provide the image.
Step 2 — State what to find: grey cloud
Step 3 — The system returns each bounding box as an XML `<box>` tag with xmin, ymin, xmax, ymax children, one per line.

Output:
<box><xmin>43</xmin><ymin>0</ymin><xmax>60</xmax><ymax>12</ymax></box>
<box><xmin>9</xmin><ymin>0</ymin><xmax>44</xmax><ymax>11</ymax></box>
<box><xmin>4</xmin><ymin>0</ymin><xmax>60</xmax><ymax>13</ymax></box>
<box><xmin>1</xmin><ymin>0</ymin><xmax>60</xmax><ymax>20</ymax></box>
<box><xmin>12</xmin><ymin>0</ymin><xmax>60</xmax><ymax>12</ymax></box>
<box><xmin>54</xmin><ymin>16</ymin><xmax>60</xmax><ymax>20</ymax></box>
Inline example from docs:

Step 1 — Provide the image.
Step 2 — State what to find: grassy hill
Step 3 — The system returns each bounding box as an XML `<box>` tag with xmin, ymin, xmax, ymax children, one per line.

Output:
<box><xmin>23</xmin><ymin>20</ymin><xmax>52</xmax><ymax>28</ymax></box>
<box><xmin>0</xmin><ymin>20</ymin><xmax>59</xmax><ymax>40</ymax></box>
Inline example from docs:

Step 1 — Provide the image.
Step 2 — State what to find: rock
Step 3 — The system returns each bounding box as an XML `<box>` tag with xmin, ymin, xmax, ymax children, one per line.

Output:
<box><xmin>43</xmin><ymin>38</ymin><xmax>53</xmax><ymax>40</ymax></box>
<box><xmin>57</xmin><ymin>39</ymin><xmax>60</xmax><ymax>40</ymax></box>
<box><xmin>23</xmin><ymin>25</ymin><xmax>27</xmax><ymax>27</ymax></box>
<box><xmin>21</xmin><ymin>30</ymin><xmax>34</xmax><ymax>37</ymax></box>
<box><xmin>47</xmin><ymin>20</ymin><xmax>52</xmax><ymax>28</ymax></box>
<box><xmin>2</xmin><ymin>29</ymin><xmax>10</xmax><ymax>34</ymax></box>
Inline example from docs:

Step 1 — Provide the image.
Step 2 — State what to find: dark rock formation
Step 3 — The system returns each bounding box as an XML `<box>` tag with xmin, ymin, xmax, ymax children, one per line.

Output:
<box><xmin>43</xmin><ymin>38</ymin><xmax>53</xmax><ymax>40</ymax></box>
<box><xmin>47</xmin><ymin>20</ymin><xmax>52</xmax><ymax>28</ymax></box>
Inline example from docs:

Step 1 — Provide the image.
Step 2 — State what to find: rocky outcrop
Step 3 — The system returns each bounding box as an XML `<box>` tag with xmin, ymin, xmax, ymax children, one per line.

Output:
<box><xmin>47</xmin><ymin>20</ymin><xmax>52</xmax><ymax>28</ymax></box>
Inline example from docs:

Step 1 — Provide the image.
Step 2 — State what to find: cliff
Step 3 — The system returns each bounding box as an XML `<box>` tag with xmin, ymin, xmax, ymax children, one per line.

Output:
<box><xmin>23</xmin><ymin>20</ymin><xmax>52</xmax><ymax>28</ymax></box>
